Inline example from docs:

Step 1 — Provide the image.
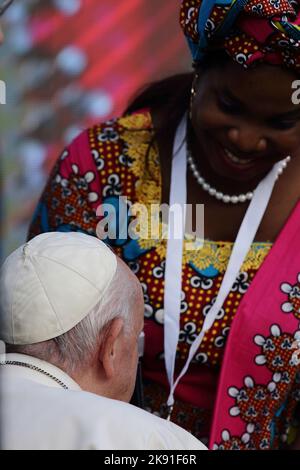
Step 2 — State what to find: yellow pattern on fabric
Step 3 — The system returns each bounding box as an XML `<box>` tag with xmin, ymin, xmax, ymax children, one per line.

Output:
<box><xmin>120</xmin><ymin>111</ymin><xmax>272</xmax><ymax>273</ymax></box>
<box><xmin>119</xmin><ymin>113</ymin><xmax>161</xmax><ymax>205</ymax></box>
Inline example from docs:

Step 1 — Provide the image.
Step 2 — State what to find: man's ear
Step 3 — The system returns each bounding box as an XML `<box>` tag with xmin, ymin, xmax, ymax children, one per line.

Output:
<box><xmin>99</xmin><ymin>317</ymin><xmax>124</xmax><ymax>380</ymax></box>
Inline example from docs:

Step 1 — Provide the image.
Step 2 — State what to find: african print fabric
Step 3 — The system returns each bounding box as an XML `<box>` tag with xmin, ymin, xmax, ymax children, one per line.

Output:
<box><xmin>28</xmin><ymin>109</ymin><xmax>300</xmax><ymax>448</ymax></box>
<box><xmin>180</xmin><ymin>0</ymin><xmax>300</xmax><ymax>70</ymax></box>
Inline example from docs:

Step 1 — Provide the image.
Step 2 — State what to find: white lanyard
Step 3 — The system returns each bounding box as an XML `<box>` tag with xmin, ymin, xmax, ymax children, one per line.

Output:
<box><xmin>163</xmin><ymin>115</ymin><xmax>284</xmax><ymax>415</ymax></box>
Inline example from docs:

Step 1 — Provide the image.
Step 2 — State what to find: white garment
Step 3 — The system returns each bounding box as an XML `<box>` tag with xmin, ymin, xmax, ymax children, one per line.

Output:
<box><xmin>0</xmin><ymin>354</ymin><xmax>207</xmax><ymax>451</ymax></box>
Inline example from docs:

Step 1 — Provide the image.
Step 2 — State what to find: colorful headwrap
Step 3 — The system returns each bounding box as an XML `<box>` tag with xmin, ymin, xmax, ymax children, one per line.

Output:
<box><xmin>180</xmin><ymin>0</ymin><xmax>300</xmax><ymax>71</ymax></box>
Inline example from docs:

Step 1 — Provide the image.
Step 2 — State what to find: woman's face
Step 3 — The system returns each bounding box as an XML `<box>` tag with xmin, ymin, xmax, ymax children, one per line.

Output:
<box><xmin>190</xmin><ymin>60</ymin><xmax>300</xmax><ymax>185</ymax></box>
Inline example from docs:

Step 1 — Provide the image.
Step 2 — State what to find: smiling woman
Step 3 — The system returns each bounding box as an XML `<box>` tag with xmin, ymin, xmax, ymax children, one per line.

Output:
<box><xmin>27</xmin><ymin>0</ymin><xmax>300</xmax><ymax>450</ymax></box>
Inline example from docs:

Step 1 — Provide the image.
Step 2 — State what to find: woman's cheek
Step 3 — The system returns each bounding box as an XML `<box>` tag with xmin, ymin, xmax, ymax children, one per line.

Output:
<box><xmin>277</xmin><ymin>129</ymin><xmax>300</xmax><ymax>154</ymax></box>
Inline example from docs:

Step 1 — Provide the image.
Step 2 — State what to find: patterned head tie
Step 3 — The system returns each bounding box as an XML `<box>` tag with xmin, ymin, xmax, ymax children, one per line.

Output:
<box><xmin>180</xmin><ymin>0</ymin><xmax>300</xmax><ymax>71</ymax></box>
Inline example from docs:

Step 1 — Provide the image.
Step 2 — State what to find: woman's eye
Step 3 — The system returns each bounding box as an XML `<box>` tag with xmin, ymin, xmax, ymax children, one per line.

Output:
<box><xmin>270</xmin><ymin>120</ymin><xmax>297</xmax><ymax>131</ymax></box>
<box><xmin>217</xmin><ymin>96</ymin><xmax>241</xmax><ymax>115</ymax></box>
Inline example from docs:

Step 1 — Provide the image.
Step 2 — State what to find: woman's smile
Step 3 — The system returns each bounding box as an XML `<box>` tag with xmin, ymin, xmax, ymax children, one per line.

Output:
<box><xmin>223</xmin><ymin>148</ymin><xmax>256</xmax><ymax>166</ymax></box>
<box><xmin>202</xmin><ymin>137</ymin><xmax>275</xmax><ymax>186</ymax></box>
<box><xmin>218</xmin><ymin>143</ymin><xmax>266</xmax><ymax>171</ymax></box>
<box><xmin>213</xmin><ymin>140</ymin><xmax>280</xmax><ymax>174</ymax></box>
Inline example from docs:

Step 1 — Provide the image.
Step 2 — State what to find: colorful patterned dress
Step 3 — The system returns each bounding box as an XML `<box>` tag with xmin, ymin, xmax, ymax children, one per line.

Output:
<box><xmin>28</xmin><ymin>110</ymin><xmax>300</xmax><ymax>449</ymax></box>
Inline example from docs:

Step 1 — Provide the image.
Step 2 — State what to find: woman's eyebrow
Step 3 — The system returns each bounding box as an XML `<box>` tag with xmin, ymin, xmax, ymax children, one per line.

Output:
<box><xmin>217</xmin><ymin>87</ymin><xmax>246</xmax><ymax>108</ymax></box>
<box><xmin>221</xmin><ymin>87</ymin><xmax>244</xmax><ymax>104</ymax></box>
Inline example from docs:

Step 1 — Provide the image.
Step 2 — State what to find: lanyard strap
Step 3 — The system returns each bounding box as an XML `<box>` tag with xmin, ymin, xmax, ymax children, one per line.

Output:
<box><xmin>164</xmin><ymin>115</ymin><xmax>284</xmax><ymax>411</ymax></box>
<box><xmin>163</xmin><ymin>116</ymin><xmax>187</xmax><ymax>389</ymax></box>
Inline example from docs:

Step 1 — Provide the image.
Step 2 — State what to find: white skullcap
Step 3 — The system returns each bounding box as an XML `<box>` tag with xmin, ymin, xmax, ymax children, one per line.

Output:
<box><xmin>0</xmin><ymin>232</ymin><xmax>117</xmax><ymax>345</ymax></box>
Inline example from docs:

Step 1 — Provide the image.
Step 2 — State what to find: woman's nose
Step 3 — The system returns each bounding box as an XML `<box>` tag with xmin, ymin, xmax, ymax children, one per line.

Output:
<box><xmin>228</xmin><ymin>127</ymin><xmax>267</xmax><ymax>153</ymax></box>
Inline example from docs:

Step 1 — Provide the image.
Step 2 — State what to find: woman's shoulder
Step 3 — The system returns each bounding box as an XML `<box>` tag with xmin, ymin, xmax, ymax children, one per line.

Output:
<box><xmin>65</xmin><ymin>108</ymin><xmax>154</xmax><ymax>161</ymax></box>
<box><xmin>58</xmin><ymin>108</ymin><xmax>155</xmax><ymax>173</ymax></box>
<box><xmin>88</xmin><ymin>108</ymin><xmax>153</xmax><ymax>139</ymax></box>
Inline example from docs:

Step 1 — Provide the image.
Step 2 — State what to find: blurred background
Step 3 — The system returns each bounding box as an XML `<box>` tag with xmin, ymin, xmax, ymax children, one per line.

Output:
<box><xmin>0</xmin><ymin>0</ymin><xmax>191</xmax><ymax>258</ymax></box>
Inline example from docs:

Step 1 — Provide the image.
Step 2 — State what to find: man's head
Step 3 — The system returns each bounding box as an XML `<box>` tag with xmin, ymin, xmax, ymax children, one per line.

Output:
<box><xmin>0</xmin><ymin>232</ymin><xmax>144</xmax><ymax>402</ymax></box>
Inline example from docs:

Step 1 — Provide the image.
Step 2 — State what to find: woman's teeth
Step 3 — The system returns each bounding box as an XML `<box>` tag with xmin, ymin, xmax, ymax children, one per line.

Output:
<box><xmin>224</xmin><ymin>147</ymin><xmax>254</xmax><ymax>165</ymax></box>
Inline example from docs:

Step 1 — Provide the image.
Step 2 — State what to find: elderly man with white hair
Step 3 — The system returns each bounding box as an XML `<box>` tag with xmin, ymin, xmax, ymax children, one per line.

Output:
<box><xmin>0</xmin><ymin>232</ymin><xmax>207</xmax><ymax>450</ymax></box>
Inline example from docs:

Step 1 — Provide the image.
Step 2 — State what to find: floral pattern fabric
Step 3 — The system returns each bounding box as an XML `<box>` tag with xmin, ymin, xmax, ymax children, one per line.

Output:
<box><xmin>211</xmin><ymin>271</ymin><xmax>300</xmax><ymax>449</ymax></box>
<box><xmin>28</xmin><ymin>110</ymin><xmax>299</xmax><ymax>448</ymax></box>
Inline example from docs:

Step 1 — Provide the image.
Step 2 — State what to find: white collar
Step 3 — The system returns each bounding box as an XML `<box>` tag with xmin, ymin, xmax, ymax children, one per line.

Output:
<box><xmin>0</xmin><ymin>353</ymin><xmax>81</xmax><ymax>391</ymax></box>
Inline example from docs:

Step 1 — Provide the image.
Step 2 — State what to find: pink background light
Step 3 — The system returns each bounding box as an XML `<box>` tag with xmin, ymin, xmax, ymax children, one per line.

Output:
<box><xmin>1</xmin><ymin>0</ymin><xmax>191</xmax><ymax>256</ymax></box>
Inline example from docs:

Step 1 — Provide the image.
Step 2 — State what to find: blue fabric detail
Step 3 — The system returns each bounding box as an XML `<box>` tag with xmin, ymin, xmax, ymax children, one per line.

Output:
<box><xmin>216</xmin><ymin>0</ymin><xmax>236</xmax><ymax>4</ymax></box>
<box><xmin>189</xmin><ymin>262</ymin><xmax>219</xmax><ymax>277</ymax></box>
<box><xmin>198</xmin><ymin>0</ymin><xmax>218</xmax><ymax>39</ymax></box>
<box><xmin>100</xmin><ymin>195</ymin><xmax>130</xmax><ymax>247</ymax></box>
<box><xmin>99</xmin><ymin>196</ymin><xmax>151</xmax><ymax>259</ymax></box>
<box><xmin>270</xmin><ymin>401</ymin><xmax>287</xmax><ymax>448</ymax></box>
<box><xmin>187</xmin><ymin>36</ymin><xmax>202</xmax><ymax>60</ymax></box>
<box><xmin>188</xmin><ymin>0</ymin><xmax>250</xmax><ymax>62</ymax></box>
<box><xmin>56</xmin><ymin>224</ymin><xmax>87</xmax><ymax>234</ymax></box>
<box><xmin>213</xmin><ymin>0</ymin><xmax>249</xmax><ymax>39</ymax></box>
<box><xmin>280</xmin><ymin>21</ymin><xmax>300</xmax><ymax>41</ymax></box>
<box><xmin>123</xmin><ymin>239</ymin><xmax>150</xmax><ymax>261</ymax></box>
<box><xmin>38</xmin><ymin>202</ymin><xmax>50</xmax><ymax>233</ymax></box>
<box><xmin>194</xmin><ymin>0</ymin><xmax>218</xmax><ymax>60</ymax></box>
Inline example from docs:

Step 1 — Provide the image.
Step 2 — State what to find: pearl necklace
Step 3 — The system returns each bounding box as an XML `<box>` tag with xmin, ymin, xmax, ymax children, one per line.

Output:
<box><xmin>187</xmin><ymin>150</ymin><xmax>291</xmax><ymax>204</ymax></box>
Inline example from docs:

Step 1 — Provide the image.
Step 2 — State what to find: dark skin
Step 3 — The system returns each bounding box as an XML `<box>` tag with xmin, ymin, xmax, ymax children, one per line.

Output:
<box><xmin>153</xmin><ymin>60</ymin><xmax>300</xmax><ymax>242</ymax></box>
